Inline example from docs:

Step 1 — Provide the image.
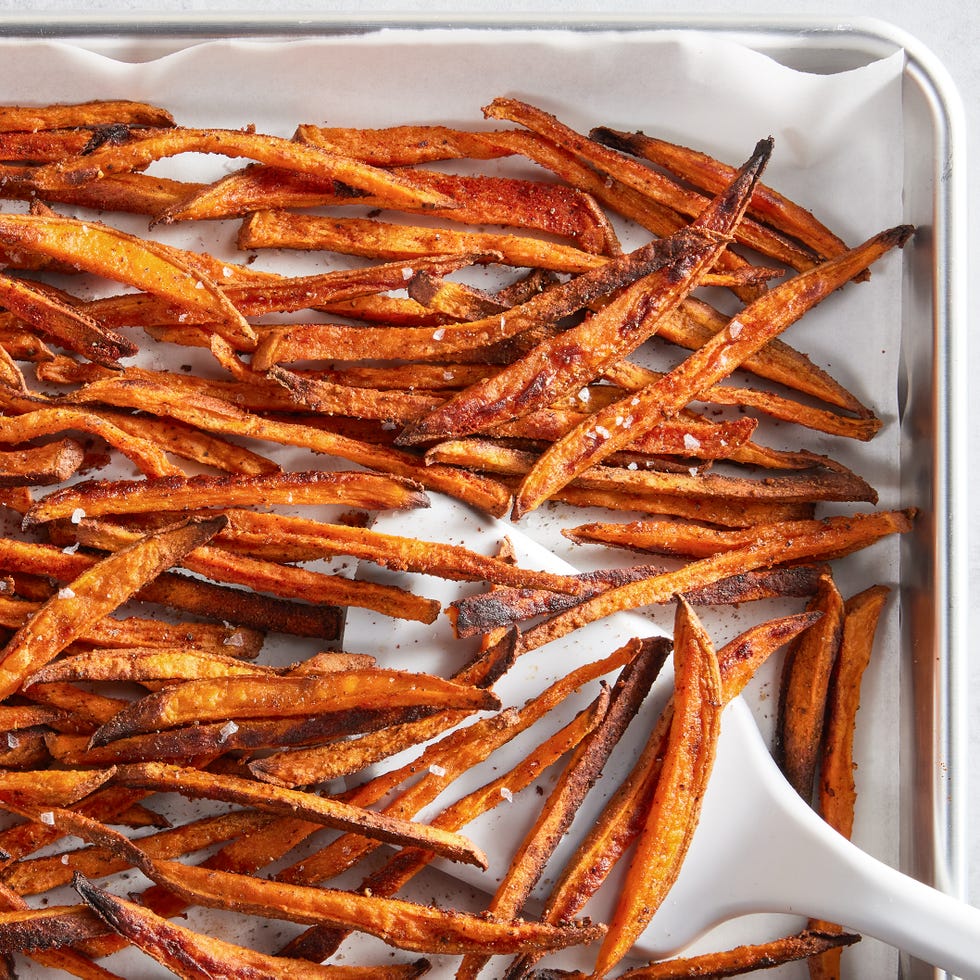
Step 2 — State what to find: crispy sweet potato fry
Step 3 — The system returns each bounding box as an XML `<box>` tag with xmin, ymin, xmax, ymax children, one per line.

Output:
<box><xmin>67</xmin><ymin>518</ymin><xmax>442</xmax><ymax>624</ymax></box>
<box><xmin>456</xmin><ymin>637</ymin><xmax>670</xmax><ymax>980</ymax></box>
<box><xmin>0</xmin><ymin>769</ymin><xmax>113</xmax><ymax>810</ymax></box>
<box><xmin>809</xmin><ymin>584</ymin><xmax>889</xmax><ymax>978</ymax></box>
<box><xmin>397</xmin><ymin>138</ymin><xmax>772</xmax><ymax>446</ymax></box>
<box><xmin>0</xmin><ymin>516</ymin><xmax>226</xmax><ymax>700</ymax></box>
<box><xmin>5</xmin><ymin>810</ymin><xmax>266</xmax><ymax>897</ymax></box>
<box><xmin>0</xmin><ymin>437</ymin><xmax>84</xmax><ymax>487</ymax></box>
<box><xmin>90</xmin><ymin>668</ymin><xmax>499</xmax><ymax>746</ymax></box>
<box><xmin>32</xmin><ymin>128</ymin><xmax>458</xmax><ymax>211</ymax></box>
<box><xmin>534</xmin><ymin>928</ymin><xmax>861</xmax><ymax>979</ymax></box>
<box><xmin>591</xmin><ymin>600</ymin><xmax>722</xmax><ymax>978</ymax></box>
<box><xmin>484</xmin><ymin>98</ymin><xmax>816</xmax><ymax>272</ymax></box>
<box><xmin>39</xmin><ymin>807</ymin><xmax>606</xmax><ymax>958</ymax></box>
<box><xmin>0</xmin><ymin>903</ymin><xmax>105</xmax><ymax>953</ymax></box>
<box><xmin>0</xmin><ymin>272</ymin><xmax>136</xmax><ymax>365</ymax></box>
<box><xmin>109</xmin><ymin>762</ymin><xmax>488</xmax><ymax>869</ymax></box>
<box><xmin>64</xmin><ymin>377</ymin><xmax>513</xmax><ymax>517</ymax></box>
<box><xmin>514</xmin><ymin>224</ymin><xmax>913</xmax><ymax>516</ymax></box>
<box><xmin>25</xmin><ymin>468</ymin><xmax>428</xmax><ymax>526</ymax></box>
<box><xmin>775</xmin><ymin>574</ymin><xmax>845</xmax><ymax>801</ymax></box>
<box><xmin>0</xmin><ymin>213</ymin><xmax>254</xmax><ymax>346</ymax></box>
<box><xmin>24</xmin><ymin>646</ymin><xmax>276</xmax><ymax>687</ymax></box>
<box><xmin>0</xmin><ymin>100</ymin><xmax>174</xmax><ymax>131</ymax></box>
<box><xmin>74</xmin><ymin>873</ymin><xmax>432</xmax><ymax>980</ymax></box>
<box><xmin>239</xmin><ymin>211</ymin><xmax>611</xmax><ymax>274</ymax></box>
<box><xmin>591</xmin><ymin>127</ymin><xmax>851</xmax><ymax>264</ymax></box>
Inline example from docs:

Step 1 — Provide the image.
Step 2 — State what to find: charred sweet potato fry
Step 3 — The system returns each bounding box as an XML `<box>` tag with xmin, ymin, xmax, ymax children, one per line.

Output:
<box><xmin>396</xmin><ymin>137</ymin><xmax>772</xmax><ymax>446</ymax></box>
<box><xmin>30</xmin><ymin>127</ymin><xmax>458</xmax><ymax>210</ymax></box>
<box><xmin>89</xmin><ymin>668</ymin><xmax>499</xmax><ymax>746</ymax></box>
<box><xmin>600</xmin><ymin>927</ymin><xmax>861</xmax><ymax>979</ymax></box>
<box><xmin>775</xmin><ymin>574</ymin><xmax>845</xmax><ymax>801</ymax></box>
<box><xmin>74</xmin><ymin>873</ymin><xmax>432</xmax><ymax>980</ymax></box>
<box><xmin>591</xmin><ymin>126</ymin><xmax>851</xmax><ymax>263</ymax></box>
<box><xmin>591</xmin><ymin>600</ymin><xmax>722</xmax><ymax>977</ymax></box>
<box><xmin>25</xmin><ymin>468</ymin><xmax>428</xmax><ymax>526</ymax></box>
<box><xmin>0</xmin><ymin>438</ymin><xmax>84</xmax><ymax>488</ymax></box>
<box><xmin>0</xmin><ymin>516</ymin><xmax>226</xmax><ymax>700</ymax></box>
<box><xmin>108</xmin><ymin>761</ymin><xmax>488</xmax><ymax>869</ymax></box>
<box><xmin>0</xmin><ymin>100</ymin><xmax>174</xmax><ymax>131</ymax></box>
<box><xmin>514</xmin><ymin>224</ymin><xmax>913</xmax><ymax>516</ymax></box>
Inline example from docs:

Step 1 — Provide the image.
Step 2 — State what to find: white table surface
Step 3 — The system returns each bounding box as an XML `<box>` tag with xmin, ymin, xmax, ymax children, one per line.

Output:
<box><xmin>0</xmin><ymin>0</ymin><xmax>976</xmax><ymax>965</ymax></box>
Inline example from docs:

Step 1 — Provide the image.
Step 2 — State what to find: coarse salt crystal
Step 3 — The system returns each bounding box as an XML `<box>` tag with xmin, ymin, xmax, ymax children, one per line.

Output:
<box><xmin>58</xmin><ymin>587</ymin><xmax>76</xmax><ymax>599</ymax></box>
<box><xmin>62</xmin><ymin>542</ymin><xmax>79</xmax><ymax>554</ymax></box>
<box><xmin>428</xmin><ymin>764</ymin><xmax>447</xmax><ymax>777</ymax></box>
<box><xmin>40</xmin><ymin>811</ymin><xmax>55</xmax><ymax>825</ymax></box>
<box><xmin>595</xmin><ymin>425</ymin><xmax>611</xmax><ymax>439</ymax></box>
<box><xmin>195</xmin><ymin>280</ymin><xmax>205</xmax><ymax>290</ymax></box>
<box><xmin>223</xmin><ymin>632</ymin><xmax>245</xmax><ymax>648</ymax></box>
<box><xmin>401</xmin><ymin>267</ymin><xmax>413</xmax><ymax>280</ymax></box>
<box><xmin>578</xmin><ymin>387</ymin><xmax>591</xmax><ymax>403</ymax></box>
<box><xmin>627</xmin><ymin>462</ymin><xmax>638</xmax><ymax>471</ymax></box>
<box><xmin>222</xmin><ymin>266</ymin><xmax>233</xmax><ymax>278</ymax></box>
<box><xmin>219</xmin><ymin>721</ymin><xmax>239</xmax><ymax>741</ymax></box>
<box><xmin>729</xmin><ymin>321</ymin><xmax>743</xmax><ymax>339</ymax></box>
<box><xmin>6</xmin><ymin>733</ymin><xmax>19</xmax><ymax>749</ymax></box>
<box><xmin>689</xmin><ymin>467</ymin><xmax>699</xmax><ymax>477</ymax></box>
<box><xmin>500</xmin><ymin>787</ymin><xmax>513</xmax><ymax>802</ymax></box>
<box><xmin>61</xmin><ymin>854</ymin><xmax>70</xmax><ymax>864</ymax></box>
<box><xmin>432</xmin><ymin>328</ymin><xmax>446</xmax><ymax>341</ymax></box>
<box><xmin>0</xmin><ymin>580</ymin><xmax>7</xmax><ymax>592</ymax></box>
<box><xmin>683</xmin><ymin>434</ymin><xmax>702</xmax><ymax>451</ymax></box>
<box><xmin>71</xmin><ymin>508</ymin><xmax>86</xmax><ymax>524</ymax></box>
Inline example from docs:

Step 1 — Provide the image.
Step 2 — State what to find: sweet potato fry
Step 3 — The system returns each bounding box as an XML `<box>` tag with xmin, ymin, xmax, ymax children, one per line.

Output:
<box><xmin>575</xmin><ymin>928</ymin><xmax>861</xmax><ymax>979</ymax></box>
<box><xmin>24</xmin><ymin>646</ymin><xmax>276</xmax><ymax>687</ymax></box>
<box><xmin>0</xmin><ymin>272</ymin><xmax>136</xmax><ymax>365</ymax></box>
<box><xmin>514</xmin><ymin>224</ymin><xmax>913</xmax><ymax>516</ymax></box>
<box><xmin>0</xmin><ymin>903</ymin><xmax>104</xmax><ymax>953</ymax></box>
<box><xmin>215</xmin><ymin>509</ymin><xmax>585</xmax><ymax>594</ymax></box>
<box><xmin>590</xmin><ymin>600</ymin><xmax>722</xmax><ymax>977</ymax></box>
<box><xmin>396</xmin><ymin>137</ymin><xmax>772</xmax><ymax>446</ymax></box>
<box><xmin>5</xmin><ymin>809</ymin><xmax>266</xmax><ymax>897</ymax></box>
<box><xmin>474</xmin><ymin>510</ymin><xmax>912</xmax><ymax>652</ymax></box>
<box><xmin>0</xmin><ymin>515</ymin><xmax>227</xmax><ymax>700</ymax></box>
<box><xmin>775</xmin><ymin>574</ymin><xmax>845</xmax><ymax>801</ymax></box>
<box><xmin>165</xmin><ymin>162</ymin><xmax>618</xmax><ymax>252</ymax></box>
<box><xmin>0</xmin><ymin>769</ymin><xmax>113</xmax><ymax>810</ymax></box>
<box><xmin>241</xmin><ymin>208</ymin><xmax>616</xmax><ymax>274</ymax></box>
<box><xmin>25</xmin><ymin>468</ymin><xmax>428</xmax><ymax>526</ymax></box>
<box><xmin>808</xmin><ymin>584</ymin><xmax>889</xmax><ymax>978</ymax></box>
<box><xmin>63</xmin><ymin>376</ymin><xmax>513</xmax><ymax>517</ymax></box>
<box><xmin>31</xmin><ymin>127</ymin><xmax>458</xmax><ymax>211</ymax></box>
<box><xmin>484</xmin><ymin>98</ymin><xmax>816</xmax><ymax>272</ymax></box>
<box><xmin>109</xmin><ymin>762</ymin><xmax>488</xmax><ymax>869</ymax></box>
<box><xmin>42</xmin><ymin>807</ymin><xmax>606</xmax><ymax>958</ymax></box>
<box><xmin>0</xmin><ymin>402</ymin><xmax>181</xmax><ymax>479</ymax></box>
<box><xmin>90</xmin><ymin>668</ymin><xmax>499</xmax><ymax>746</ymax></box>
<box><xmin>67</xmin><ymin>518</ymin><xmax>442</xmax><ymax>624</ymax></box>
<box><xmin>0</xmin><ymin>438</ymin><xmax>84</xmax><ymax>487</ymax></box>
<box><xmin>0</xmin><ymin>212</ymin><xmax>254</xmax><ymax>346</ymax></box>
<box><xmin>456</xmin><ymin>637</ymin><xmax>670</xmax><ymax>980</ymax></box>
<box><xmin>74</xmin><ymin>873</ymin><xmax>432</xmax><ymax>980</ymax></box>
<box><xmin>591</xmin><ymin>126</ymin><xmax>851</xmax><ymax>264</ymax></box>
<box><xmin>0</xmin><ymin>100</ymin><xmax>174</xmax><ymax>132</ymax></box>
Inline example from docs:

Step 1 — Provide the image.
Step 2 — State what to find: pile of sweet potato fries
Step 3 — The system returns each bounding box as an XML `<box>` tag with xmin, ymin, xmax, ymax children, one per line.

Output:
<box><xmin>0</xmin><ymin>96</ymin><xmax>913</xmax><ymax>978</ymax></box>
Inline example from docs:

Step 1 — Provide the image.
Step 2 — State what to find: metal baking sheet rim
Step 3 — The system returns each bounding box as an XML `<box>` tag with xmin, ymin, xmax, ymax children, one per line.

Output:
<box><xmin>0</xmin><ymin>13</ymin><xmax>968</xmax><ymax>979</ymax></box>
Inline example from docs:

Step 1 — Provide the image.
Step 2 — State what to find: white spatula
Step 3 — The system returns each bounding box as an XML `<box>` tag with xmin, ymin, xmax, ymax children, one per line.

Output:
<box><xmin>357</xmin><ymin>498</ymin><xmax>980</xmax><ymax>978</ymax></box>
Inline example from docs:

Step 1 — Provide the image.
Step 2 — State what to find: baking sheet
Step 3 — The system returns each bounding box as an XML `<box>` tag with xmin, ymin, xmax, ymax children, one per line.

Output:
<box><xmin>0</xmin><ymin>25</ymin><xmax>918</xmax><ymax>979</ymax></box>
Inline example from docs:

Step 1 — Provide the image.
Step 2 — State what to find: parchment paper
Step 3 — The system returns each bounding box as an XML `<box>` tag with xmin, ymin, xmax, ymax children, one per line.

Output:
<box><xmin>0</xmin><ymin>27</ymin><xmax>908</xmax><ymax>979</ymax></box>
